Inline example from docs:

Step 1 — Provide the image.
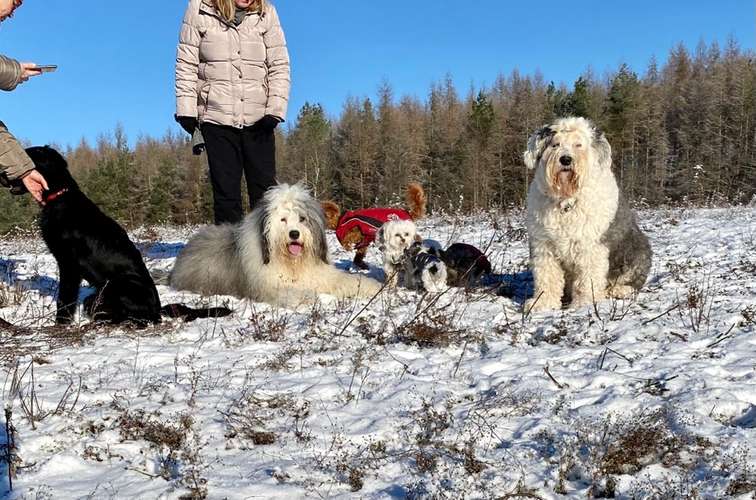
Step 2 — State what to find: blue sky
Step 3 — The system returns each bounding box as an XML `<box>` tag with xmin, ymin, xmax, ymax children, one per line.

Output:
<box><xmin>1</xmin><ymin>0</ymin><xmax>753</xmax><ymax>148</ymax></box>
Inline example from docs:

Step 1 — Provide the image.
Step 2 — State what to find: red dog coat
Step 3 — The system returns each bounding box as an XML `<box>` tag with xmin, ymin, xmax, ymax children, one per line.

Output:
<box><xmin>335</xmin><ymin>208</ymin><xmax>413</xmax><ymax>249</ymax></box>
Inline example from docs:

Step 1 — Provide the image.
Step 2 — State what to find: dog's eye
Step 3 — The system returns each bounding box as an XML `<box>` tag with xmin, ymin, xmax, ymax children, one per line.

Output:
<box><xmin>299</xmin><ymin>216</ymin><xmax>305</xmax><ymax>223</ymax></box>
<box><xmin>575</xmin><ymin>143</ymin><xmax>582</xmax><ymax>148</ymax></box>
<box><xmin>552</xmin><ymin>143</ymin><xmax>560</xmax><ymax>148</ymax></box>
<box><xmin>281</xmin><ymin>218</ymin><xmax>287</xmax><ymax>223</ymax></box>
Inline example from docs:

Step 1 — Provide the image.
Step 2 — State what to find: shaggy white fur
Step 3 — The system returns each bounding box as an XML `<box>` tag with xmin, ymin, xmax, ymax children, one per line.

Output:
<box><xmin>524</xmin><ymin>117</ymin><xmax>651</xmax><ymax>312</ymax></box>
<box><xmin>170</xmin><ymin>184</ymin><xmax>382</xmax><ymax>307</ymax></box>
<box><xmin>376</xmin><ymin>219</ymin><xmax>420</xmax><ymax>286</ymax></box>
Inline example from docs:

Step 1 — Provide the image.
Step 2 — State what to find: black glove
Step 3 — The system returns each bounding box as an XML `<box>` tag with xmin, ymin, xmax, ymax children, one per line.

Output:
<box><xmin>254</xmin><ymin>114</ymin><xmax>280</xmax><ymax>134</ymax></box>
<box><xmin>175</xmin><ymin>115</ymin><xmax>198</xmax><ymax>135</ymax></box>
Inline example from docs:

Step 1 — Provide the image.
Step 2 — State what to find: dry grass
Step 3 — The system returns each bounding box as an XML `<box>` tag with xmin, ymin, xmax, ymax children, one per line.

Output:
<box><xmin>117</xmin><ymin>409</ymin><xmax>192</xmax><ymax>452</ymax></box>
<box><xmin>396</xmin><ymin>308</ymin><xmax>470</xmax><ymax>348</ymax></box>
<box><xmin>0</xmin><ymin>281</ymin><xmax>26</xmax><ymax>309</ymax></box>
<box><xmin>221</xmin><ymin>390</ymin><xmax>308</xmax><ymax>447</ymax></box>
<box><xmin>239</xmin><ymin>307</ymin><xmax>291</xmax><ymax>343</ymax></box>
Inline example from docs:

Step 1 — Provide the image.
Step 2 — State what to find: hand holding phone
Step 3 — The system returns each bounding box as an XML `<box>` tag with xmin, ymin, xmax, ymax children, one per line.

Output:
<box><xmin>35</xmin><ymin>65</ymin><xmax>57</xmax><ymax>73</ymax></box>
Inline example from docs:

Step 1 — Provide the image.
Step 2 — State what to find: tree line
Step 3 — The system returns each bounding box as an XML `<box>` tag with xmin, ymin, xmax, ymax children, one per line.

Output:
<box><xmin>1</xmin><ymin>39</ymin><xmax>754</xmax><ymax>233</ymax></box>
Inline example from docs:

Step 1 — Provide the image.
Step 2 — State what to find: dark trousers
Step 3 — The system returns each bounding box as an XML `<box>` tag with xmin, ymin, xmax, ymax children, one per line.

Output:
<box><xmin>201</xmin><ymin>122</ymin><xmax>276</xmax><ymax>225</ymax></box>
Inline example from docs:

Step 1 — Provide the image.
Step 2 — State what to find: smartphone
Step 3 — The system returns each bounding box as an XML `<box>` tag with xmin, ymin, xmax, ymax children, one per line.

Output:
<box><xmin>35</xmin><ymin>65</ymin><xmax>57</xmax><ymax>73</ymax></box>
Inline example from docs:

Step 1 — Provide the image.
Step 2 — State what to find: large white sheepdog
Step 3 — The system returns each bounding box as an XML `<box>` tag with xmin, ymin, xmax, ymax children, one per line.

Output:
<box><xmin>170</xmin><ymin>184</ymin><xmax>382</xmax><ymax>307</ymax></box>
<box><xmin>524</xmin><ymin>117</ymin><xmax>652</xmax><ymax>312</ymax></box>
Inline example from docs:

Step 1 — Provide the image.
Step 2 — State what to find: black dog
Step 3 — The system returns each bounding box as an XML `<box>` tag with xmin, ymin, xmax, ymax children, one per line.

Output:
<box><xmin>12</xmin><ymin>146</ymin><xmax>230</xmax><ymax>326</ymax></box>
<box><xmin>441</xmin><ymin>243</ymin><xmax>492</xmax><ymax>286</ymax></box>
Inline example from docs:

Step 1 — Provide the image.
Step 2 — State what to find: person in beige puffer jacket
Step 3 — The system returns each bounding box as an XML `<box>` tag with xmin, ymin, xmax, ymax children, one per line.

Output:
<box><xmin>175</xmin><ymin>0</ymin><xmax>290</xmax><ymax>224</ymax></box>
<box><xmin>0</xmin><ymin>0</ymin><xmax>49</xmax><ymax>204</ymax></box>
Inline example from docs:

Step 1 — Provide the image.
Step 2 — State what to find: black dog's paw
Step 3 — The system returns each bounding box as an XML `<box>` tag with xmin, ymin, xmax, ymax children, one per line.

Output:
<box><xmin>55</xmin><ymin>313</ymin><xmax>74</xmax><ymax>325</ymax></box>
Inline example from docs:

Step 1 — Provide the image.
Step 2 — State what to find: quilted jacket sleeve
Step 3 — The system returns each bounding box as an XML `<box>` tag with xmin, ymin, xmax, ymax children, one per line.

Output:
<box><xmin>175</xmin><ymin>0</ymin><xmax>202</xmax><ymax>118</ymax></box>
<box><xmin>263</xmin><ymin>4</ymin><xmax>291</xmax><ymax>121</ymax></box>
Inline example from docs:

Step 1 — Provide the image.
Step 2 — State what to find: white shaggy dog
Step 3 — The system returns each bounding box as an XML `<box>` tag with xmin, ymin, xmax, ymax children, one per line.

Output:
<box><xmin>376</xmin><ymin>218</ymin><xmax>420</xmax><ymax>286</ymax></box>
<box><xmin>170</xmin><ymin>184</ymin><xmax>382</xmax><ymax>307</ymax></box>
<box><xmin>524</xmin><ymin>117</ymin><xmax>652</xmax><ymax>312</ymax></box>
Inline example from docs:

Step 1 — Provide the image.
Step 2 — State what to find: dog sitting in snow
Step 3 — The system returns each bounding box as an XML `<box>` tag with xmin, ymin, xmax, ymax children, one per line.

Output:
<box><xmin>523</xmin><ymin>117</ymin><xmax>652</xmax><ymax>311</ymax></box>
<box><xmin>322</xmin><ymin>183</ymin><xmax>426</xmax><ymax>270</ymax></box>
<box><xmin>6</xmin><ymin>146</ymin><xmax>231</xmax><ymax>326</ymax></box>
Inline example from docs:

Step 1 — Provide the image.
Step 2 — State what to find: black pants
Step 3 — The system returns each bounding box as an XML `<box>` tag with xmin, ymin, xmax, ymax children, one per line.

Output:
<box><xmin>201</xmin><ymin>122</ymin><xmax>276</xmax><ymax>225</ymax></box>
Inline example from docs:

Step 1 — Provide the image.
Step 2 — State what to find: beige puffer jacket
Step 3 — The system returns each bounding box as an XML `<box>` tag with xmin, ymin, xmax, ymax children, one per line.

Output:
<box><xmin>0</xmin><ymin>54</ymin><xmax>34</xmax><ymax>181</ymax></box>
<box><xmin>175</xmin><ymin>0</ymin><xmax>291</xmax><ymax>128</ymax></box>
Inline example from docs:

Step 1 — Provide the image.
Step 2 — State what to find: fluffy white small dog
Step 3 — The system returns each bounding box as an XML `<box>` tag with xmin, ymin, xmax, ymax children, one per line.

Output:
<box><xmin>523</xmin><ymin>117</ymin><xmax>652</xmax><ymax>312</ymax></box>
<box><xmin>376</xmin><ymin>219</ymin><xmax>420</xmax><ymax>286</ymax></box>
<box><xmin>170</xmin><ymin>184</ymin><xmax>382</xmax><ymax>307</ymax></box>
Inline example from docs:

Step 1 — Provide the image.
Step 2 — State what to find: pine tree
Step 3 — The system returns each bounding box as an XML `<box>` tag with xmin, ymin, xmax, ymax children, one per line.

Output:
<box><xmin>605</xmin><ymin>64</ymin><xmax>641</xmax><ymax>192</ymax></box>
<box><xmin>284</xmin><ymin>103</ymin><xmax>332</xmax><ymax>198</ymax></box>
<box><xmin>466</xmin><ymin>90</ymin><xmax>495</xmax><ymax>208</ymax></box>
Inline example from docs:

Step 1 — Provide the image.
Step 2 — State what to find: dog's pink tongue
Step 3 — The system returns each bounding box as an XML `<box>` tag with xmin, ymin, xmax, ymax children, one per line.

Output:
<box><xmin>558</xmin><ymin>170</ymin><xmax>572</xmax><ymax>185</ymax></box>
<box><xmin>288</xmin><ymin>243</ymin><xmax>303</xmax><ymax>256</ymax></box>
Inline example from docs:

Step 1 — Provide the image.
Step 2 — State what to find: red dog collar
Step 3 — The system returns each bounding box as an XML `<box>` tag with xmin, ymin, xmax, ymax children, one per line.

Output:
<box><xmin>44</xmin><ymin>188</ymin><xmax>69</xmax><ymax>203</ymax></box>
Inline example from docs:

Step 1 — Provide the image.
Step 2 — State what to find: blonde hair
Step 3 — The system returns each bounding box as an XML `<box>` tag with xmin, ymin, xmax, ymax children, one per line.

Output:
<box><xmin>212</xmin><ymin>0</ymin><xmax>266</xmax><ymax>22</ymax></box>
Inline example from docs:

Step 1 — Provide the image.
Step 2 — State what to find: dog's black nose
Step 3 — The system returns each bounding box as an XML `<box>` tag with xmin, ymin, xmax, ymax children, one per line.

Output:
<box><xmin>429</xmin><ymin>265</ymin><xmax>438</xmax><ymax>275</ymax></box>
<box><xmin>289</xmin><ymin>230</ymin><xmax>300</xmax><ymax>240</ymax></box>
<box><xmin>559</xmin><ymin>155</ymin><xmax>572</xmax><ymax>166</ymax></box>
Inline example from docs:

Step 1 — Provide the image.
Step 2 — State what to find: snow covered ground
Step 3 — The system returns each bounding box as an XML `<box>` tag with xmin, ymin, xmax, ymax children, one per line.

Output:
<box><xmin>0</xmin><ymin>207</ymin><xmax>755</xmax><ymax>499</ymax></box>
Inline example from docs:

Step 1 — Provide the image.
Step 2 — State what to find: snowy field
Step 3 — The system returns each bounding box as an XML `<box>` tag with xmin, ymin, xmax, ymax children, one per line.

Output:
<box><xmin>1</xmin><ymin>207</ymin><xmax>755</xmax><ymax>499</ymax></box>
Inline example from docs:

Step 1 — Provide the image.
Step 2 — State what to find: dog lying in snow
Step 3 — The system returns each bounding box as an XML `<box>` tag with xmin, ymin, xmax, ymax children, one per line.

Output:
<box><xmin>402</xmin><ymin>241</ymin><xmax>448</xmax><ymax>292</ymax></box>
<box><xmin>442</xmin><ymin>243</ymin><xmax>492</xmax><ymax>286</ymax></box>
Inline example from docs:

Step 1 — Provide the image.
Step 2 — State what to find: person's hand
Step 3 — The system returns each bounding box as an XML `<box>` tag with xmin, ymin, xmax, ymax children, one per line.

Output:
<box><xmin>175</xmin><ymin>115</ymin><xmax>198</xmax><ymax>135</ymax></box>
<box><xmin>21</xmin><ymin>170</ymin><xmax>49</xmax><ymax>204</ymax></box>
<box><xmin>255</xmin><ymin>115</ymin><xmax>280</xmax><ymax>134</ymax></box>
<box><xmin>19</xmin><ymin>63</ymin><xmax>42</xmax><ymax>83</ymax></box>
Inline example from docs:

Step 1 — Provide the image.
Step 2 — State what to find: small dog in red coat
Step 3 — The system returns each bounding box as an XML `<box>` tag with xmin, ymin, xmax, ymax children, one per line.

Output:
<box><xmin>322</xmin><ymin>184</ymin><xmax>427</xmax><ymax>270</ymax></box>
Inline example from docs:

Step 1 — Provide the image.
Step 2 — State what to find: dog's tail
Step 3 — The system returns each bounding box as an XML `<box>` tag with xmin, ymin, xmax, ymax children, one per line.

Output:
<box><xmin>406</xmin><ymin>183</ymin><xmax>427</xmax><ymax>220</ymax></box>
<box><xmin>321</xmin><ymin>201</ymin><xmax>341</xmax><ymax>230</ymax></box>
<box><xmin>0</xmin><ymin>317</ymin><xmax>29</xmax><ymax>334</ymax></box>
<box><xmin>161</xmin><ymin>303</ymin><xmax>233</xmax><ymax>322</ymax></box>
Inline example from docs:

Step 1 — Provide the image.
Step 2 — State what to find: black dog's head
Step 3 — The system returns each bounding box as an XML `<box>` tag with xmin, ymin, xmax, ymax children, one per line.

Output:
<box><xmin>11</xmin><ymin>146</ymin><xmax>79</xmax><ymax>196</ymax></box>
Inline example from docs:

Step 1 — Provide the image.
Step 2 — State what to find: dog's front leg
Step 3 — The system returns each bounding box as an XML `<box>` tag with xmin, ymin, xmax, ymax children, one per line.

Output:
<box><xmin>384</xmin><ymin>262</ymin><xmax>400</xmax><ymax>287</ymax></box>
<box><xmin>56</xmin><ymin>264</ymin><xmax>82</xmax><ymax>324</ymax></box>
<box><xmin>271</xmin><ymin>287</ymin><xmax>321</xmax><ymax>308</ymax></box>
<box><xmin>525</xmin><ymin>245</ymin><xmax>564</xmax><ymax>312</ymax></box>
<box><xmin>570</xmin><ymin>244</ymin><xmax>609</xmax><ymax>307</ymax></box>
<box><xmin>325</xmin><ymin>268</ymin><xmax>382</xmax><ymax>299</ymax></box>
<box><xmin>352</xmin><ymin>247</ymin><xmax>370</xmax><ymax>271</ymax></box>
